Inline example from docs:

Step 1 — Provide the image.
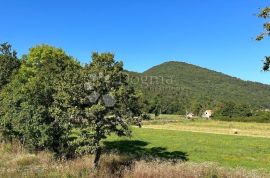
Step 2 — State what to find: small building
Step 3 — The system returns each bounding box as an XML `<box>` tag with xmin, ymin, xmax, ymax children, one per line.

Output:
<box><xmin>202</xmin><ymin>110</ymin><xmax>213</xmax><ymax>119</ymax></box>
<box><xmin>186</xmin><ymin>113</ymin><xmax>194</xmax><ymax>119</ymax></box>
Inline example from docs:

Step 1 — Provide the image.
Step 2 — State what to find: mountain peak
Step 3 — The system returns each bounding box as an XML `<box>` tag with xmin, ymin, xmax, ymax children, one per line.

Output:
<box><xmin>129</xmin><ymin>60</ymin><xmax>270</xmax><ymax>113</ymax></box>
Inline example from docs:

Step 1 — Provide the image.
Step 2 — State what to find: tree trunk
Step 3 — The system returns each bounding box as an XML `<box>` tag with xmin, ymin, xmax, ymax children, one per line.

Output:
<box><xmin>94</xmin><ymin>146</ymin><xmax>102</xmax><ymax>169</ymax></box>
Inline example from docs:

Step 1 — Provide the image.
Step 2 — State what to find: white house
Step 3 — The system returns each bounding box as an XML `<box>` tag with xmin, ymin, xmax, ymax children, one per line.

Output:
<box><xmin>186</xmin><ymin>112</ymin><xmax>194</xmax><ymax>119</ymax></box>
<box><xmin>202</xmin><ymin>110</ymin><xmax>213</xmax><ymax>119</ymax></box>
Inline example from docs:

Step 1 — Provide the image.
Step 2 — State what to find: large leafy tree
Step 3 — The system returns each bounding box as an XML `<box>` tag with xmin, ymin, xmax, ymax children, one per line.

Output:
<box><xmin>0</xmin><ymin>42</ymin><xmax>20</xmax><ymax>89</ymax></box>
<box><xmin>52</xmin><ymin>53</ymin><xmax>143</xmax><ymax>168</ymax></box>
<box><xmin>214</xmin><ymin>102</ymin><xmax>252</xmax><ymax>118</ymax></box>
<box><xmin>0</xmin><ymin>45</ymin><xmax>80</xmax><ymax>154</ymax></box>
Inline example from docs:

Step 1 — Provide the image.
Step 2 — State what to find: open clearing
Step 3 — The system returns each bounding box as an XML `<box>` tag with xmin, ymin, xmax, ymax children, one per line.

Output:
<box><xmin>143</xmin><ymin>115</ymin><xmax>270</xmax><ymax>138</ymax></box>
<box><xmin>106</xmin><ymin>117</ymin><xmax>270</xmax><ymax>172</ymax></box>
<box><xmin>107</xmin><ymin>127</ymin><xmax>270</xmax><ymax>171</ymax></box>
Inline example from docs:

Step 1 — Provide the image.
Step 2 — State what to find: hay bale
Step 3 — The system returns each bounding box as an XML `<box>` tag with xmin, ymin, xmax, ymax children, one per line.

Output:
<box><xmin>231</xmin><ymin>129</ymin><xmax>239</xmax><ymax>135</ymax></box>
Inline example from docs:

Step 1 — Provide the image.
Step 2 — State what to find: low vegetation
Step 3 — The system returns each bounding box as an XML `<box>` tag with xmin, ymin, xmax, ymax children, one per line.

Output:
<box><xmin>106</xmin><ymin>127</ymin><xmax>270</xmax><ymax>171</ymax></box>
<box><xmin>0</xmin><ymin>141</ymin><xmax>269</xmax><ymax>178</ymax></box>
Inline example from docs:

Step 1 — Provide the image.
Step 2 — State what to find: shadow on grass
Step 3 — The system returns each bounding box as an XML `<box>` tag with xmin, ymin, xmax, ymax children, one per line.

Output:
<box><xmin>103</xmin><ymin>140</ymin><xmax>188</xmax><ymax>162</ymax></box>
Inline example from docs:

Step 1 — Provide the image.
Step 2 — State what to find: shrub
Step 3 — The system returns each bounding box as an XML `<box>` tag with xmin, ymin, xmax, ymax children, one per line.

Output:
<box><xmin>0</xmin><ymin>45</ymin><xmax>81</xmax><ymax>156</ymax></box>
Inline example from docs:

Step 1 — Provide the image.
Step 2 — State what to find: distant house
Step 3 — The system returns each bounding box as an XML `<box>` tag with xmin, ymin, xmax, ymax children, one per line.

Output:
<box><xmin>186</xmin><ymin>113</ymin><xmax>194</xmax><ymax>119</ymax></box>
<box><xmin>257</xmin><ymin>109</ymin><xmax>270</xmax><ymax>112</ymax></box>
<box><xmin>202</xmin><ymin>110</ymin><xmax>213</xmax><ymax>119</ymax></box>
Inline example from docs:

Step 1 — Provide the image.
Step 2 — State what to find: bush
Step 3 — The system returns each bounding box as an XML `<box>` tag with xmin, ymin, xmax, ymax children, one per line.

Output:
<box><xmin>213</xmin><ymin>102</ymin><xmax>257</xmax><ymax>123</ymax></box>
<box><xmin>213</xmin><ymin>112</ymin><xmax>270</xmax><ymax>123</ymax></box>
<box><xmin>0</xmin><ymin>45</ymin><xmax>81</xmax><ymax>156</ymax></box>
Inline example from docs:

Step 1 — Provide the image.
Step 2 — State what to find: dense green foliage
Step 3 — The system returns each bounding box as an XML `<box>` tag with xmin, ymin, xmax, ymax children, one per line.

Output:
<box><xmin>0</xmin><ymin>43</ymin><xmax>20</xmax><ymax>89</ymax></box>
<box><xmin>0</xmin><ymin>45</ymin><xmax>142</xmax><ymax>167</ymax></box>
<box><xmin>214</xmin><ymin>111</ymin><xmax>270</xmax><ymax>123</ymax></box>
<box><xmin>0</xmin><ymin>45</ymin><xmax>80</xmax><ymax>154</ymax></box>
<box><xmin>51</xmin><ymin>53</ymin><xmax>143</xmax><ymax>166</ymax></box>
<box><xmin>128</xmin><ymin>61</ymin><xmax>270</xmax><ymax>116</ymax></box>
<box><xmin>214</xmin><ymin>102</ymin><xmax>252</xmax><ymax>118</ymax></box>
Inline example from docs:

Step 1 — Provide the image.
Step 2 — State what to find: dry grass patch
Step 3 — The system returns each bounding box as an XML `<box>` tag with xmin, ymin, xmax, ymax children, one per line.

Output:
<box><xmin>143</xmin><ymin>119</ymin><xmax>270</xmax><ymax>138</ymax></box>
<box><xmin>0</xmin><ymin>153</ymin><xmax>269</xmax><ymax>177</ymax></box>
<box><xmin>1</xmin><ymin>141</ymin><xmax>269</xmax><ymax>178</ymax></box>
<box><xmin>126</xmin><ymin>161</ymin><xmax>269</xmax><ymax>178</ymax></box>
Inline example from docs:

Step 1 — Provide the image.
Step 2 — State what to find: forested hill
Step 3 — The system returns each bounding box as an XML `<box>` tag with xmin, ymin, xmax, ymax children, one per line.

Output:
<box><xmin>128</xmin><ymin>61</ymin><xmax>270</xmax><ymax>114</ymax></box>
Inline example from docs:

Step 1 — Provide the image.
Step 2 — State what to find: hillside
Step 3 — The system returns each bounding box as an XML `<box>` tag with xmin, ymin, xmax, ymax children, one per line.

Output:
<box><xmin>128</xmin><ymin>61</ymin><xmax>270</xmax><ymax>114</ymax></box>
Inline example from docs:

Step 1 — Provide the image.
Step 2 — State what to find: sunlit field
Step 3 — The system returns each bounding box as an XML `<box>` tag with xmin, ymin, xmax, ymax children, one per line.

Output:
<box><xmin>1</xmin><ymin>115</ymin><xmax>270</xmax><ymax>177</ymax></box>
<box><xmin>144</xmin><ymin>114</ymin><xmax>270</xmax><ymax>138</ymax></box>
<box><xmin>104</xmin><ymin>115</ymin><xmax>270</xmax><ymax>172</ymax></box>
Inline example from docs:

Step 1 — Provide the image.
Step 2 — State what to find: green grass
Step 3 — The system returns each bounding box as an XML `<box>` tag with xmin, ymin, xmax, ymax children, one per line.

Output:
<box><xmin>149</xmin><ymin>114</ymin><xmax>184</xmax><ymax>120</ymax></box>
<box><xmin>106</xmin><ymin>127</ymin><xmax>270</xmax><ymax>171</ymax></box>
<box><xmin>143</xmin><ymin>119</ymin><xmax>270</xmax><ymax>138</ymax></box>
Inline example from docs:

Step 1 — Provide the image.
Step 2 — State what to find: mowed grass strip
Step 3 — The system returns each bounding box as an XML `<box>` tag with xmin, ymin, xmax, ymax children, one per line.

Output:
<box><xmin>106</xmin><ymin>127</ymin><xmax>270</xmax><ymax>171</ymax></box>
<box><xmin>144</xmin><ymin>119</ymin><xmax>270</xmax><ymax>138</ymax></box>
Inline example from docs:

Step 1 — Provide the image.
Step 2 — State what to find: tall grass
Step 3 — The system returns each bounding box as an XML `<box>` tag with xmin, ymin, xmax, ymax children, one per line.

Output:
<box><xmin>0</xmin><ymin>141</ymin><xmax>269</xmax><ymax>178</ymax></box>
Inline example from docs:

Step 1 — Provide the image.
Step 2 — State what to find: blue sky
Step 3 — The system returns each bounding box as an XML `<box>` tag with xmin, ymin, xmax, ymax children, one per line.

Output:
<box><xmin>1</xmin><ymin>0</ymin><xmax>270</xmax><ymax>84</ymax></box>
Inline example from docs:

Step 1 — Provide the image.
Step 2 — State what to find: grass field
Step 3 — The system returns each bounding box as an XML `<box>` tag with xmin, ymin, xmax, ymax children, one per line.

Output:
<box><xmin>1</xmin><ymin>116</ymin><xmax>270</xmax><ymax>177</ymax></box>
<box><xmin>145</xmin><ymin>115</ymin><xmax>270</xmax><ymax>138</ymax></box>
<box><xmin>105</xmin><ymin>117</ymin><xmax>270</xmax><ymax>172</ymax></box>
<box><xmin>1</xmin><ymin>141</ymin><xmax>269</xmax><ymax>178</ymax></box>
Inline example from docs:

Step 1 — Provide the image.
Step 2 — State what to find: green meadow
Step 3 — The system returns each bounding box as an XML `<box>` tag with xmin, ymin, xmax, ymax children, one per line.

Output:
<box><xmin>106</xmin><ymin>126</ymin><xmax>270</xmax><ymax>171</ymax></box>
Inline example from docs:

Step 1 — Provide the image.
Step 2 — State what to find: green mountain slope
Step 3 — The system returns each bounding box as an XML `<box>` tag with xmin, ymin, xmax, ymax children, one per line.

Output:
<box><xmin>128</xmin><ymin>61</ymin><xmax>270</xmax><ymax>114</ymax></box>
